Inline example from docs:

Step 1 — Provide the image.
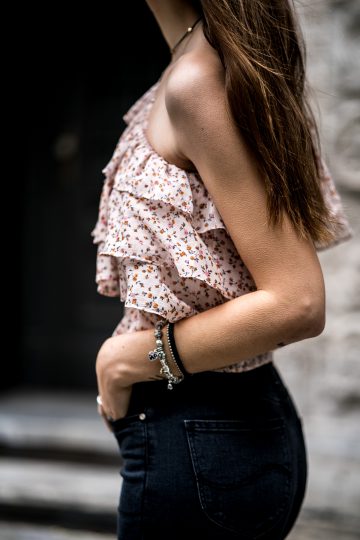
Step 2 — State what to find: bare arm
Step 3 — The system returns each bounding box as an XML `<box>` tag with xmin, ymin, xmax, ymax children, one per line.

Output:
<box><xmin>163</xmin><ymin>59</ymin><xmax>325</xmax><ymax>372</ymax></box>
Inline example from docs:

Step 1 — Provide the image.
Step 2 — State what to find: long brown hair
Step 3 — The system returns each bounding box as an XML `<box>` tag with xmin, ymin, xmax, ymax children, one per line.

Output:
<box><xmin>193</xmin><ymin>0</ymin><xmax>337</xmax><ymax>244</ymax></box>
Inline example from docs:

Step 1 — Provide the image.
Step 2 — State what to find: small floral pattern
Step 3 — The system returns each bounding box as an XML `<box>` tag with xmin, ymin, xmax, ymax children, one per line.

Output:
<box><xmin>91</xmin><ymin>75</ymin><xmax>353</xmax><ymax>373</ymax></box>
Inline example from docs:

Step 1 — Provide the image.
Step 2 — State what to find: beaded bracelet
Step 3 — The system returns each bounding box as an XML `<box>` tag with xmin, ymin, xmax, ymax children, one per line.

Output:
<box><xmin>166</xmin><ymin>322</ymin><xmax>190</xmax><ymax>378</ymax></box>
<box><xmin>148</xmin><ymin>320</ymin><xmax>184</xmax><ymax>390</ymax></box>
<box><xmin>164</xmin><ymin>322</ymin><xmax>185</xmax><ymax>381</ymax></box>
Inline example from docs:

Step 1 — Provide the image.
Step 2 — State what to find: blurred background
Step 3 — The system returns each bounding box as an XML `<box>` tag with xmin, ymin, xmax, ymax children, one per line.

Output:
<box><xmin>1</xmin><ymin>1</ymin><xmax>359</xmax><ymax>538</ymax></box>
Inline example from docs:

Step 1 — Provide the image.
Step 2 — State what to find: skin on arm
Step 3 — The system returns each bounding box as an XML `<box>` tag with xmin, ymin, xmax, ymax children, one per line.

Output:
<box><xmin>96</xmin><ymin>56</ymin><xmax>326</xmax><ymax>420</ymax></box>
<box><xmin>164</xmin><ymin>56</ymin><xmax>325</xmax><ymax>372</ymax></box>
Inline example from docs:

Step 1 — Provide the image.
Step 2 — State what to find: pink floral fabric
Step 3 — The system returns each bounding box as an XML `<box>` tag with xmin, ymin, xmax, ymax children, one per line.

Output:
<box><xmin>91</xmin><ymin>74</ymin><xmax>353</xmax><ymax>373</ymax></box>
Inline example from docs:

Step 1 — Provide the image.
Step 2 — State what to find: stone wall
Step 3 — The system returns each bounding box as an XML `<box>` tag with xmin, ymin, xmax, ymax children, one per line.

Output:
<box><xmin>275</xmin><ymin>0</ymin><xmax>360</xmax><ymax>524</ymax></box>
<box><xmin>298</xmin><ymin>0</ymin><xmax>360</xmax><ymax>191</ymax></box>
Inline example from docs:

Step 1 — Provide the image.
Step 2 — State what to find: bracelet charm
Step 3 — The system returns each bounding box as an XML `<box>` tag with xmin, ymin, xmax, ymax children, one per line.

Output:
<box><xmin>148</xmin><ymin>320</ymin><xmax>167</xmax><ymax>362</ymax></box>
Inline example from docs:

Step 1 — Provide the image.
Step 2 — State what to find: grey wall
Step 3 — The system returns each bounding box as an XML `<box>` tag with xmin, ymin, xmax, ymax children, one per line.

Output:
<box><xmin>275</xmin><ymin>0</ymin><xmax>360</xmax><ymax>524</ymax></box>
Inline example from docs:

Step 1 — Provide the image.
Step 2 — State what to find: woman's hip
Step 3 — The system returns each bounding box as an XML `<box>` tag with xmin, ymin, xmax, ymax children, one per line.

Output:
<box><xmin>110</xmin><ymin>362</ymin><xmax>307</xmax><ymax>538</ymax></box>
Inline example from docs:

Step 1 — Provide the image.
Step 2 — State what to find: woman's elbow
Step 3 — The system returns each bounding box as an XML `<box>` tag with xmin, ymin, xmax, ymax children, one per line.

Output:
<box><xmin>276</xmin><ymin>283</ymin><xmax>325</xmax><ymax>343</ymax></box>
<box><xmin>291</xmin><ymin>292</ymin><xmax>326</xmax><ymax>339</ymax></box>
<box><xmin>298</xmin><ymin>294</ymin><xmax>326</xmax><ymax>338</ymax></box>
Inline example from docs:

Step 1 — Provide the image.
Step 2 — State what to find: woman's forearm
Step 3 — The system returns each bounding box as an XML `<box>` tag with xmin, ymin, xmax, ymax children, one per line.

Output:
<box><xmin>172</xmin><ymin>288</ymin><xmax>324</xmax><ymax>373</ymax></box>
<box><xmin>96</xmin><ymin>285</ymin><xmax>324</xmax><ymax>421</ymax></box>
<box><xmin>102</xmin><ymin>286</ymin><xmax>325</xmax><ymax>388</ymax></box>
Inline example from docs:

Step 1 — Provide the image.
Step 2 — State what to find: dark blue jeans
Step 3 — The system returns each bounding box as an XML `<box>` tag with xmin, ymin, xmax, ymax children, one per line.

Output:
<box><xmin>109</xmin><ymin>362</ymin><xmax>307</xmax><ymax>539</ymax></box>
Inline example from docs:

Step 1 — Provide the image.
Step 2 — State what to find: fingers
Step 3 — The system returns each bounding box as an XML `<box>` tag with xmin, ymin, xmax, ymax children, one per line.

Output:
<box><xmin>97</xmin><ymin>391</ymin><xmax>116</xmax><ymax>421</ymax></box>
<box><xmin>97</xmin><ymin>402</ymin><xmax>113</xmax><ymax>433</ymax></box>
<box><xmin>96</xmin><ymin>386</ymin><xmax>133</xmax><ymax>432</ymax></box>
<box><xmin>97</xmin><ymin>393</ymin><xmax>113</xmax><ymax>421</ymax></box>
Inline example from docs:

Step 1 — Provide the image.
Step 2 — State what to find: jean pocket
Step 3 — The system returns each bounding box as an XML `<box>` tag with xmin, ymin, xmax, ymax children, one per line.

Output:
<box><xmin>112</xmin><ymin>414</ymin><xmax>147</xmax><ymax>516</ymax></box>
<box><xmin>184</xmin><ymin>417</ymin><xmax>292</xmax><ymax>537</ymax></box>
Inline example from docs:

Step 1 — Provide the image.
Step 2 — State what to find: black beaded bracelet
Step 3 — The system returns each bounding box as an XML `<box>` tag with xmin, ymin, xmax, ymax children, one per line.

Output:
<box><xmin>167</xmin><ymin>321</ymin><xmax>190</xmax><ymax>377</ymax></box>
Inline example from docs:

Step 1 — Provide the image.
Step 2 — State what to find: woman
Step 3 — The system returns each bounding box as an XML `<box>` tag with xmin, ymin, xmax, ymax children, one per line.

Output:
<box><xmin>92</xmin><ymin>1</ymin><xmax>352</xmax><ymax>538</ymax></box>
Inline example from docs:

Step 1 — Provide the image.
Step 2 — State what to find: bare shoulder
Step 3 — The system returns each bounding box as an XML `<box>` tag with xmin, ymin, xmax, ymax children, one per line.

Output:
<box><xmin>163</xmin><ymin>49</ymin><xmax>323</xmax><ymax>306</ymax></box>
<box><xmin>164</xmin><ymin>51</ymin><xmax>227</xmax><ymax>127</ymax></box>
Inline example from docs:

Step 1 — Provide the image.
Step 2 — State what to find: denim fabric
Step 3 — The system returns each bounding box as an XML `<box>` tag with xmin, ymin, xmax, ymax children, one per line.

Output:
<box><xmin>109</xmin><ymin>362</ymin><xmax>307</xmax><ymax>539</ymax></box>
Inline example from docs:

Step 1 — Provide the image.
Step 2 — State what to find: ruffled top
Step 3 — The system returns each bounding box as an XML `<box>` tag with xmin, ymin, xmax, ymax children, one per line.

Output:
<box><xmin>91</xmin><ymin>73</ymin><xmax>353</xmax><ymax>373</ymax></box>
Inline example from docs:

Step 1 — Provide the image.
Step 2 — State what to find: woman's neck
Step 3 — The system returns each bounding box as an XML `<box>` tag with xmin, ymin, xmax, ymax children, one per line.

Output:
<box><xmin>145</xmin><ymin>0</ymin><xmax>202</xmax><ymax>54</ymax></box>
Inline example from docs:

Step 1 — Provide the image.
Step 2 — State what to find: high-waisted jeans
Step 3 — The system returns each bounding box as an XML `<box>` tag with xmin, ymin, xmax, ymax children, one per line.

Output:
<box><xmin>109</xmin><ymin>362</ymin><xmax>307</xmax><ymax>539</ymax></box>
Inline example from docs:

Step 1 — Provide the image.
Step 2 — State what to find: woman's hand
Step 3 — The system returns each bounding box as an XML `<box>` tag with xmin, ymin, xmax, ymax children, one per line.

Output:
<box><xmin>96</xmin><ymin>336</ymin><xmax>134</xmax><ymax>423</ymax></box>
<box><xmin>95</xmin><ymin>329</ymin><xmax>165</xmax><ymax>426</ymax></box>
<box><xmin>97</xmin><ymin>387</ymin><xmax>132</xmax><ymax>432</ymax></box>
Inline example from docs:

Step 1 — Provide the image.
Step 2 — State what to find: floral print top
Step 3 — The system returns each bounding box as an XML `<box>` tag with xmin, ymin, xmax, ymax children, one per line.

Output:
<box><xmin>91</xmin><ymin>73</ymin><xmax>353</xmax><ymax>373</ymax></box>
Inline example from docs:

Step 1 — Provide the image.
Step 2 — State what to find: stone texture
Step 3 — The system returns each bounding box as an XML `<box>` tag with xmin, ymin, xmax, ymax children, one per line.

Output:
<box><xmin>0</xmin><ymin>522</ymin><xmax>113</xmax><ymax>540</ymax></box>
<box><xmin>297</xmin><ymin>0</ymin><xmax>360</xmax><ymax>191</ymax></box>
<box><xmin>288</xmin><ymin>511</ymin><xmax>360</xmax><ymax>540</ymax></box>
<box><xmin>0</xmin><ymin>459</ymin><xmax>121</xmax><ymax>512</ymax></box>
<box><xmin>273</xmin><ymin>2</ymin><xmax>360</xmax><ymax>526</ymax></box>
<box><xmin>0</xmin><ymin>390</ymin><xmax>119</xmax><ymax>457</ymax></box>
<box><xmin>1</xmin><ymin>516</ymin><xmax>359</xmax><ymax>540</ymax></box>
<box><xmin>274</xmin><ymin>193</ymin><xmax>360</xmax><ymax>520</ymax></box>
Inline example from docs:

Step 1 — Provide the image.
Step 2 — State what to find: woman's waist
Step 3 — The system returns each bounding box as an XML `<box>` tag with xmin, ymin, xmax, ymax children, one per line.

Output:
<box><xmin>126</xmin><ymin>361</ymin><xmax>293</xmax><ymax>421</ymax></box>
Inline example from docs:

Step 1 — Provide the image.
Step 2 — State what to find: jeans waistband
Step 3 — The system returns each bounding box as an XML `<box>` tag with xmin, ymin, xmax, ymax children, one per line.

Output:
<box><xmin>127</xmin><ymin>361</ymin><xmax>289</xmax><ymax>414</ymax></box>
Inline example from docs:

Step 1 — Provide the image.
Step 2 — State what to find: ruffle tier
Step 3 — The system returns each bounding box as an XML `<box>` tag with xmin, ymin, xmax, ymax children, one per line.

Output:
<box><xmin>314</xmin><ymin>157</ymin><xmax>353</xmax><ymax>250</ymax></box>
<box><xmin>92</xmin><ymin>124</ymin><xmax>258</xmax><ymax>320</ymax></box>
<box><xmin>91</xmin><ymin>76</ymin><xmax>260</xmax><ymax>318</ymax></box>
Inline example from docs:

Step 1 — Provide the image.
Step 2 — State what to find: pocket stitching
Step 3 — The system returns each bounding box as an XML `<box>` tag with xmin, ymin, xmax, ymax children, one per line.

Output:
<box><xmin>184</xmin><ymin>418</ymin><xmax>293</xmax><ymax>536</ymax></box>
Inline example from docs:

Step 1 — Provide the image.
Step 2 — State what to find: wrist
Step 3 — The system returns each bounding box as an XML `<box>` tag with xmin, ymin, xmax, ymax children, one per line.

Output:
<box><xmin>96</xmin><ymin>332</ymin><xmax>157</xmax><ymax>387</ymax></box>
<box><xmin>97</xmin><ymin>323</ymin><xmax>187</xmax><ymax>388</ymax></box>
<box><xmin>166</xmin><ymin>321</ymin><xmax>191</xmax><ymax>377</ymax></box>
<box><xmin>115</xmin><ymin>330</ymin><xmax>164</xmax><ymax>385</ymax></box>
<box><xmin>148</xmin><ymin>320</ymin><xmax>185</xmax><ymax>389</ymax></box>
